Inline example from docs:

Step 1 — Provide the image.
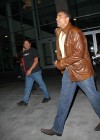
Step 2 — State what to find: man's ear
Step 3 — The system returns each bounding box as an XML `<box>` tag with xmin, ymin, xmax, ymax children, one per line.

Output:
<box><xmin>66</xmin><ymin>17</ymin><xmax>69</xmax><ymax>22</ymax></box>
<box><xmin>66</xmin><ymin>17</ymin><xmax>69</xmax><ymax>24</ymax></box>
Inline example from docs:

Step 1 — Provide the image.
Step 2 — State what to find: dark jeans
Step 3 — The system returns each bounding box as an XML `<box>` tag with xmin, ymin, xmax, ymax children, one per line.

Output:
<box><xmin>52</xmin><ymin>69</ymin><xmax>100</xmax><ymax>134</ymax></box>
<box><xmin>22</xmin><ymin>70</ymin><xmax>49</xmax><ymax>103</ymax></box>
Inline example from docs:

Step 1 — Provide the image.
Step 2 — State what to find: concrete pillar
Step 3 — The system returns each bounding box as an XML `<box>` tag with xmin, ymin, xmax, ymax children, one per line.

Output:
<box><xmin>31</xmin><ymin>0</ymin><xmax>44</xmax><ymax>67</ymax></box>
<box><xmin>6</xmin><ymin>2</ymin><xmax>17</xmax><ymax>56</ymax></box>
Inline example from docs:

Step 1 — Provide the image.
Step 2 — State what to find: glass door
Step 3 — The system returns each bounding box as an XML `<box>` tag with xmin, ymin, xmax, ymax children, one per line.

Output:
<box><xmin>39</xmin><ymin>37</ymin><xmax>56</xmax><ymax>69</ymax></box>
<box><xmin>84</xmin><ymin>29</ymin><xmax>100</xmax><ymax>65</ymax></box>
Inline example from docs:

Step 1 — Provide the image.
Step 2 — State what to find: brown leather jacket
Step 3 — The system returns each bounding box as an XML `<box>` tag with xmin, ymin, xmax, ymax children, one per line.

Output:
<box><xmin>55</xmin><ymin>22</ymin><xmax>94</xmax><ymax>82</ymax></box>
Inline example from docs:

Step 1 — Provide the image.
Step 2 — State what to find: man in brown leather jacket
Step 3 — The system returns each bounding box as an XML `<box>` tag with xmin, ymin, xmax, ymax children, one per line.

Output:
<box><xmin>41</xmin><ymin>10</ymin><xmax>100</xmax><ymax>136</ymax></box>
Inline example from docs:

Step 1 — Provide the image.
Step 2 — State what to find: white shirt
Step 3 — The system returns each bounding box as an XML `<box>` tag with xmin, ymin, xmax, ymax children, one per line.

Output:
<box><xmin>59</xmin><ymin>31</ymin><xmax>66</xmax><ymax>58</ymax></box>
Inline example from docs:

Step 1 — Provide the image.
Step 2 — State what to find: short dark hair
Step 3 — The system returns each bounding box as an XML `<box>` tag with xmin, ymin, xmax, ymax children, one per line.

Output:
<box><xmin>23</xmin><ymin>39</ymin><xmax>31</xmax><ymax>44</ymax></box>
<box><xmin>57</xmin><ymin>9</ymin><xmax>71</xmax><ymax>19</ymax></box>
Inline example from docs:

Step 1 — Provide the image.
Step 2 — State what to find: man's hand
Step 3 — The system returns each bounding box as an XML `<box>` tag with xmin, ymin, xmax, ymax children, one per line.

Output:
<box><xmin>53</xmin><ymin>60</ymin><xmax>58</xmax><ymax>67</ymax></box>
<box><xmin>26</xmin><ymin>57</ymin><xmax>38</xmax><ymax>76</ymax></box>
<box><xmin>26</xmin><ymin>69</ymin><xmax>32</xmax><ymax>76</ymax></box>
<box><xmin>53</xmin><ymin>59</ymin><xmax>65</xmax><ymax>70</ymax></box>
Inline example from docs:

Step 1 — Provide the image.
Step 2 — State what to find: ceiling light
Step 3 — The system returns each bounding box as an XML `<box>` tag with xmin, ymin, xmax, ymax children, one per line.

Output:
<box><xmin>5</xmin><ymin>35</ymin><xmax>8</xmax><ymax>38</ymax></box>
<box><xmin>73</xmin><ymin>18</ymin><xmax>77</xmax><ymax>21</ymax></box>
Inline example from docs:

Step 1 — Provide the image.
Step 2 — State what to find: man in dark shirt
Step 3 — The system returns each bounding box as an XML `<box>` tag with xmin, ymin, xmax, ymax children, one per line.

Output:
<box><xmin>17</xmin><ymin>40</ymin><xmax>51</xmax><ymax>106</ymax></box>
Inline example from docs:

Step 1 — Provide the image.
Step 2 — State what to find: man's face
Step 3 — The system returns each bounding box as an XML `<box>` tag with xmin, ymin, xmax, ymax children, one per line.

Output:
<box><xmin>23</xmin><ymin>41</ymin><xmax>31</xmax><ymax>50</ymax></box>
<box><xmin>56</xmin><ymin>12</ymin><xmax>69</xmax><ymax>29</ymax></box>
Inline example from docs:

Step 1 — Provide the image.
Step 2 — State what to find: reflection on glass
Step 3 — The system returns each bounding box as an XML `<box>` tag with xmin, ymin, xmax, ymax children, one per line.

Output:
<box><xmin>96</xmin><ymin>33</ymin><xmax>100</xmax><ymax>53</ymax></box>
<box><xmin>42</xmin><ymin>43</ymin><xmax>52</xmax><ymax>65</ymax></box>
<box><xmin>85</xmin><ymin>35</ymin><xmax>94</xmax><ymax>57</ymax></box>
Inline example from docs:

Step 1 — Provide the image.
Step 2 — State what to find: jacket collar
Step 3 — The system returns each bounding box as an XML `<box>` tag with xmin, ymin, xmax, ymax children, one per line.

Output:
<box><xmin>62</xmin><ymin>22</ymin><xmax>72</xmax><ymax>34</ymax></box>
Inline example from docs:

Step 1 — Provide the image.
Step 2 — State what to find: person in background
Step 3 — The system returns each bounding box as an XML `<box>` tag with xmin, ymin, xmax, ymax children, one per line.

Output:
<box><xmin>13</xmin><ymin>54</ymin><xmax>21</xmax><ymax>78</ymax></box>
<box><xmin>41</xmin><ymin>10</ymin><xmax>100</xmax><ymax>136</ymax></box>
<box><xmin>17</xmin><ymin>39</ymin><xmax>51</xmax><ymax>106</ymax></box>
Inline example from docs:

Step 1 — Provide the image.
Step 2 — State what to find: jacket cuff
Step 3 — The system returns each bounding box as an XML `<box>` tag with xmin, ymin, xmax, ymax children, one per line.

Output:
<box><xmin>57</xmin><ymin>59</ymin><xmax>66</xmax><ymax>70</ymax></box>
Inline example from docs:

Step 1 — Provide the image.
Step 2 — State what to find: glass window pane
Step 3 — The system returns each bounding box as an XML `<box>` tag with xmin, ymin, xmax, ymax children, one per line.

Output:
<box><xmin>21</xmin><ymin>10</ymin><xmax>34</xmax><ymax>30</ymax></box>
<box><xmin>0</xmin><ymin>19</ymin><xmax>8</xmax><ymax>32</ymax></box>
<box><xmin>0</xmin><ymin>5</ymin><xmax>6</xmax><ymax>20</ymax></box>
<box><xmin>85</xmin><ymin>35</ymin><xmax>94</xmax><ymax>57</ymax></box>
<box><xmin>0</xmin><ymin>40</ymin><xmax>13</xmax><ymax>71</ymax></box>
<box><xmin>38</xmin><ymin>3</ymin><xmax>56</xmax><ymax>37</ymax></box>
<box><xmin>24</xmin><ymin>28</ymin><xmax>36</xmax><ymax>40</ymax></box>
<box><xmin>12</xmin><ymin>15</ymin><xmax>22</xmax><ymax>32</ymax></box>
<box><xmin>14</xmin><ymin>31</ymin><xmax>24</xmax><ymax>45</ymax></box>
<box><xmin>42</xmin><ymin>42</ymin><xmax>52</xmax><ymax>65</ymax></box>
<box><xmin>11</xmin><ymin>0</ymin><xmax>20</xmax><ymax>15</ymax></box>
<box><xmin>96</xmin><ymin>33</ymin><xmax>100</xmax><ymax>53</ymax></box>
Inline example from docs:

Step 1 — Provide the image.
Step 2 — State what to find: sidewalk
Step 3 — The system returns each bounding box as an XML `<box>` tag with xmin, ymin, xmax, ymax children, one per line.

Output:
<box><xmin>0</xmin><ymin>73</ymin><xmax>100</xmax><ymax>140</ymax></box>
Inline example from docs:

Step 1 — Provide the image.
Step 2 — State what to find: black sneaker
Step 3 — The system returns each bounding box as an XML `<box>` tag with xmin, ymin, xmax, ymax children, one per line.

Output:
<box><xmin>42</xmin><ymin>97</ymin><xmax>51</xmax><ymax>103</ymax></box>
<box><xmin>17</xmin><ymin>101</ymin><xmax>28</xmax><ymax>106</ymax></box>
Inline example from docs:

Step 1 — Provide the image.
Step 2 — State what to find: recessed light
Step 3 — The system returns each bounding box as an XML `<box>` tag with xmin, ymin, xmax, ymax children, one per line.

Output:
<box><xmin>5</xmin><ymin>35</ymin><xmax>8</xmax><ymax>38</ymax></box>
<box><xmin>73</xmin><ymin>18</ymin><xmax>77</xmax><ymax>21</ymax></box>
